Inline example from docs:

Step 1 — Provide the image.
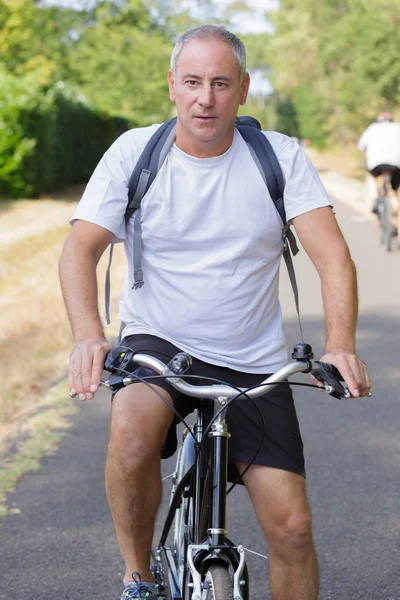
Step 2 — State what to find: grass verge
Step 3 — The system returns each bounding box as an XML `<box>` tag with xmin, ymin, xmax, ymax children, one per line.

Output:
<box><xmin>0</xmin><ymin>193</ymin><xmax>125</xmax><ymax>515</ymax></box>
<box><xmin>0</xmin><ymin>380</ymin><xmax>79</xmax><ymax>517</ymax></box>
<box><xmin>307</xmin><ymin>145</ymin><xmax>365</xmax><ymax>181</ymax></box>
<box><xmin>0</xmin><ymin>197</ymin><xmax>125</xmax><ymax>427</ymax></box>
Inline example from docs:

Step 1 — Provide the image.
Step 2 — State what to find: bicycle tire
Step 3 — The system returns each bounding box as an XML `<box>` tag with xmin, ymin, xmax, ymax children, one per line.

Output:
<box><xmin>172</xmin><ymin>430</ymin><xmax>195</xmax><ymax>588</ymax></box>
<box><xmin>378</xmin><ymin>197</ymin><xmax>385</xmax><ymax>244</ymax></box>
<box><xmin>201</xmin><ymin>564</ymin><xmax>234</xmax><ymax>600</ymax></box>
<box><xmin>382</xmin><ymin>194</ymin><xmax>392</xmax><ymax>251</ymax></box>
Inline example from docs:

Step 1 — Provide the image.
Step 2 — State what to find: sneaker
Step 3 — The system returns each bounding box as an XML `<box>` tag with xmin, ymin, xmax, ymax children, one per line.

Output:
<box><xmin>121</xmin><ymin>572</ymin><xmax>157</xmax><ymax>599</ymax></box>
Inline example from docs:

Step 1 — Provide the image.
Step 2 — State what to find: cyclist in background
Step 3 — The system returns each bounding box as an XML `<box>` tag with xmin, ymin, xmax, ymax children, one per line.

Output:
<box><xmin>358</xmin><ymin>112</ymin><xmax>400</xmax><ymax>235</ymax></box>
<box><xmin>59</xmin><ymin>25</ymin><xmax>371</xmax><ymax>600</ymax></box>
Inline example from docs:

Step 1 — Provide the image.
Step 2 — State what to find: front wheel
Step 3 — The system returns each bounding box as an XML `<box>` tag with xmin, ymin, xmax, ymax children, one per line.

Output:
<box><xmin>201</xmin><ymin>565</ymin><xmax>234</xmax><ymax>600</ymax></box>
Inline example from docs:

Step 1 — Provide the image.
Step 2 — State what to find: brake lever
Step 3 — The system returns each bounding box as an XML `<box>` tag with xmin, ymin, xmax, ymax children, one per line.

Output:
<box><xmin>312</xmin><ymin>361</ymin><xmax>350</xmax><ymax>399</ymax></box>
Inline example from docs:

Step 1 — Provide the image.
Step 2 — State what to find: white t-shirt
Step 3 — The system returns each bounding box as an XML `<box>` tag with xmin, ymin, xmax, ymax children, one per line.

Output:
<box><xmin>358</xmin><ymin>121</ymin><xmax>400</xmax><ymax>171</ymax></box>
<box><xmin>72</xmin><ymin>125</ymin><xmax>332</xmax><ymax>373</ymax></box>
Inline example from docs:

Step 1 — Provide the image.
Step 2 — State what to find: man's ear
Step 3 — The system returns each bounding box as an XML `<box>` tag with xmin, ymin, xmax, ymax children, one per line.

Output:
<box><xmin>168</xmin><ymin>70</ymin><xmax>176</xmax><ymax>103</ymax></box>
<box><xmin>240</xmin><ymin>72</ymin><xmax>250</xmax><ymax>106</ymax></box>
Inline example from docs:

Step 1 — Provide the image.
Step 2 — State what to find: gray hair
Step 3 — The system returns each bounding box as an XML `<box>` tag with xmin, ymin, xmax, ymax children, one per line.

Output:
<box><xmin>170</xmin><ymin>25</ymin><xmax>247</xmax><ymax>81</ymax></box>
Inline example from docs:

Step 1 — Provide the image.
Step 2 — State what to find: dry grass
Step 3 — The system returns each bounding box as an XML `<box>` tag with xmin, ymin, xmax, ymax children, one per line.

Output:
<box><xmin>0</xmin><ymin>191</ymin><xmax>126</xmax><ymax>445</ymax></box>
<box><xmin>306</xmin><ymin>145</ymin><xmax>365</xmax><ymax>181</ymax></box>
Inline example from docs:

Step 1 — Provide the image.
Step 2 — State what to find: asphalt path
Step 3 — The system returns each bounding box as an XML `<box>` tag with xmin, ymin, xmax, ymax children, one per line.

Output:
<box><xmin>1</xmin><ymin>198</ymin><xmax>399</xmax><ymax>599</ymax></box>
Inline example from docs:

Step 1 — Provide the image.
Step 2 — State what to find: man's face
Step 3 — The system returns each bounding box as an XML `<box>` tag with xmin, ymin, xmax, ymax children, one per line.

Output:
<box><xmin>168</xmin><ymin>38</ymin><xmax>250</xmax><ymax>157</ymax></box>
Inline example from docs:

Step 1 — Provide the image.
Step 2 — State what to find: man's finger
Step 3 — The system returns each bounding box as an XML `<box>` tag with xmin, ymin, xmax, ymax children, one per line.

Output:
<box><xmin>344</xmin><ymin>355</ymin><xmax>372</xmax><ymax>397</ymax></box>
<box><xmin>90</xmin><ymin>346</ymin><xmax>108</xmax><ymax>392</ymax></box>
<box><xmin>333</xmin><ymin>359</ymin><xmax>359</xmax><ymax>397</ymax></box>
<box><xmin>71</xmin><ymin>353</ymin><xmax>87</xmax><ymax>401</ymax></box>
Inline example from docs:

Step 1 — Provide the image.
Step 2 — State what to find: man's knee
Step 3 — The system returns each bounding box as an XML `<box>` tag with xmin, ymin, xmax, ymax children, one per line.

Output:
<box><xmin>242</xmin><ymin>465</ymin><xmax>315</xmax><ymax>560</ymax></box>
<box><xmin>108</xmin><ymin>384</ymin><xmax>174</xmax><ymax>471</ymax></box>
<box><xmin>267</xmin><ymin>508</ymin><xmax>314</xmax><ymax>559</ymax></box>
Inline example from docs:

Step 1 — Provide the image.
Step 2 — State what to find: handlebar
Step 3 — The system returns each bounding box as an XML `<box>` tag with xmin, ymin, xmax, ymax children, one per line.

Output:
<box><xmin>101</xmin><ymin>343</ymin><xmax>351</xmax><ymax>401</ymax></box>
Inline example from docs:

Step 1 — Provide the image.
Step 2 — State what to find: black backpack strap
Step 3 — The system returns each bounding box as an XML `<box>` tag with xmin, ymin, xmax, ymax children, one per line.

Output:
<box><xmin>281</xmin><ymin>236</ymin><xmax>304</xmax><ymax>341</ymax></box>
<box><xmin>104</xmin><ymin>118</ymin><xmax>177</xmax><ymax>324</ymax></box>
<box><xmin>126</xmin><ymin>117</ymin><xmax>178</xmax><ymax>221</ymax></box>
<box><xmin>236</xmin><ymin>122</ymin><xmax>286</xmax><ymax>224</ymax></box>
<box><xmin>237</xmin><ymin>121</ymin><xmax>303</xmax><ymax>340</ymax></box>
<box><xmin>237</xmin><ymin>122</ymin><xmax>299</xmax><ymax>252</ymax></box>
<box><xmin>127</xmin><ymin>117</ymin><xmax>177</xmax><ymax>290</ymax></box>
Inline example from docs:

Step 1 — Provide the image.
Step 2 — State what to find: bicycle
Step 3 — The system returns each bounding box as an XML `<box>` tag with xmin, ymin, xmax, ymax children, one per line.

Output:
<box><xmin>102</xmin><ymin>342</ymin><xmax>353</xmax><ymax>600</ymax></box>
<box><xmin>376</xmin><ymin>169</ymin><xmax>398</xmax><ymax>252</ymax></box>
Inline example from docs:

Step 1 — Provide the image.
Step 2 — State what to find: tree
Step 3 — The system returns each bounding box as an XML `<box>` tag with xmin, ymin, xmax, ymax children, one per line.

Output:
<box><xmin>265</xmin><ymin>0</ymin><xmax>400</xmax><ymax>144</ymax></box>
<box><xmin>67</xmin><ymin>1</ymin><xmax>173</xmax><ymax>123</ymax></box>
<box><xmin>274</xmin><ymin>97</ymin><xmax>299</xmax><ymax>138</ymax></box>
<box><xmin>0</xmin><ymin>0</ymin><xmax>83</xmax><ymax>84</ymax></box>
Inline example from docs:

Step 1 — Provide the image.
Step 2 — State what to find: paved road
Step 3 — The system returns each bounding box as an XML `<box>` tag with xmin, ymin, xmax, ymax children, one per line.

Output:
<box><xmin>1</xmin><ymin>199</ymin><xmax>399</xmax><ymax>599</ymax></box>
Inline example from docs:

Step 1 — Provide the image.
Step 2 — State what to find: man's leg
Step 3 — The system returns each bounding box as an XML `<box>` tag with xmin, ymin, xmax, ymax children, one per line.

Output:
<box><xmin>105</xmin><ymin>383</ymin><xmax>175</xmax><ymax>582</ymax></box>
<box><xmin>388</xmin><ymin>187</ymin><xmax>399</xmax><ymax>235</ymax></box>
<box><xmin>391</xmin><ymin>170</ymin><xmax>400</xmax><ymax>238</ymax></box>
<box><xmin>367</xmin><ymin>172</ymin><xmax>380</xmax><ymax>214</ymax></box>
<box><xmin>239</xmin><ymin>463</ymin><xmax>318</xmax><ymax>600</ymax></box>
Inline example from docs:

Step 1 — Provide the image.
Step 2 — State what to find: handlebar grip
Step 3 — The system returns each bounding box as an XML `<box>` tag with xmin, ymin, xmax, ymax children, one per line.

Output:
<box><xmin>312</xmin><ymin>361</ymin><xmax>346</xmax><ymax>399</ymax></box>
<box><xmin>317</xmin><ymin>362</ymin><xmax>343</xmax><ymax>381</ymax></box>
<box><xmin>104</xmin><ymin>346</ymin><xmax>136</xmax><ymax>373</ymax></box>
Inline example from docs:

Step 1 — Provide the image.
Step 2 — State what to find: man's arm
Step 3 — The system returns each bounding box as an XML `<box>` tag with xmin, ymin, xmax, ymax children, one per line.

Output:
<box><xmin>59</xmin><ymin>220</ymin><xmax>115</xmax><ymax>401</ymax></box>
<box><xmin>291</xmin><ymin>206</ymin><xmax>371</xmax><ymax>397</ymax></box>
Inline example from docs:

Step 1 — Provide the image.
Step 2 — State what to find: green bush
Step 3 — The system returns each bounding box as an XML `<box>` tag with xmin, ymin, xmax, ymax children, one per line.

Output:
<box><xmin>0</xmin><ymin>71</ymin><xmax>129</xmax><ymax>199</ymax></box>
<box><xmin>292</xmin><ymin>86</ymin><xmax>330</xmax><ymax>149</ymax></box>
<box><xmin>0</xmin><ymin>71</ymin><xmax>41</xmax><ymax>197</ymax></box>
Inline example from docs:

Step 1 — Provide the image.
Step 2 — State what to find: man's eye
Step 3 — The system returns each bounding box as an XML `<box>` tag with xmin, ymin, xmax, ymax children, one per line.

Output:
<box><xmin>214</xmin><ymin>82</ymin><xmax>227</xmax><ymax>88</ymax></box>
<box><xmin>186</xmin><ymin>80</ymin><xmax>198</xmax><ymax>86</ymax></box>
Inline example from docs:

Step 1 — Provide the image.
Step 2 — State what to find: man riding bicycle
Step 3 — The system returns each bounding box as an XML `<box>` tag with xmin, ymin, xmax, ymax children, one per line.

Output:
<box><xmin>358</xmin><ymin>111</ymin><xmax>400</xmax><ymax>236</ymax></box>
<box><xmin>59</xmin><ymin>25</ymin><xmax>371</xmax><ymax>600</ymax></box>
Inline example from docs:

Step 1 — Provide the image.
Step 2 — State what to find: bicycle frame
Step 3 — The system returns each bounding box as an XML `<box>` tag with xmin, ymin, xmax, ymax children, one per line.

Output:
<box><xmin>154</xmin><ymin>397</ymin><xmax>248</xmax><ymax>600</ymax></box>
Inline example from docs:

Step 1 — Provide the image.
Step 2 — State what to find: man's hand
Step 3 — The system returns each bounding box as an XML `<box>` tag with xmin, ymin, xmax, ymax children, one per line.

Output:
<box><xmin>69</xmin><ymin>338</ymin><xmax>114</xmax><ymax>401</ymax></box>
<box><xmin>312</xmin><ymin>351</ymin><xmax>371</xmax><ymax>398</ymax></box>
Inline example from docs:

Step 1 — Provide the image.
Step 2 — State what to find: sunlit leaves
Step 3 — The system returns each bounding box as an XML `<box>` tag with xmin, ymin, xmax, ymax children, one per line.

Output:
<box><xmin>268</xmin><ymin>0</ymin><xmax>400</xmax><ymax>144</ymax></box>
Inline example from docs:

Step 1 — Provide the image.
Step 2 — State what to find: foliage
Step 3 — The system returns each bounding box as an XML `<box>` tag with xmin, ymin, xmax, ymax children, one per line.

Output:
<box><xmin>274</xmin><ymin>97</ymin><xmax>300</xmax><ymax>139</ymax></box>
<box><xmin>150</xmin><ymin>0</ymin><xmax>211</xmax><ymax>35</ymax></box>
<box><xmin>0</xmin><ymin>0</ymin><xmax>83</xmax><ymax>85</ymax></box>
<box><xmin>0</xmin><ymin>71</ymin><xmax>128</xmax><ymax>198</ymax></box>
<box><xmin>0</xmin><ymin>70</ymin><xmax>44</xmax><ymax>197</ymax></box>
<box><xmin>268</xmin><ymin>0</ymin><xmax>400</xmax><ymax>145</ymax></box>
<box><xmin>240</xmin><ymin>33</ymin><xmax>273</xmax><ymax>71</ymax></box>
<box><xmin>68</xmin><ymin>19</ymin><xmax>172</xmax><ymax>124</ymax></box>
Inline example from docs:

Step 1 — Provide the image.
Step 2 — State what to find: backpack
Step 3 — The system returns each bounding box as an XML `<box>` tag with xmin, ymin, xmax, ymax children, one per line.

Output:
<box><xmin>105</xmin><ymin>116</ymin><xmax>301</xmax><ymax>332</ymax></box>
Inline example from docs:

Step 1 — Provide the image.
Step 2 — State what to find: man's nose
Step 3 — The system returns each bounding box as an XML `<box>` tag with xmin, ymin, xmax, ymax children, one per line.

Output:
<box><xmin>198</xmin><ymin>85</ymin><xmax>214</xmax><ymax>107</ymax></box>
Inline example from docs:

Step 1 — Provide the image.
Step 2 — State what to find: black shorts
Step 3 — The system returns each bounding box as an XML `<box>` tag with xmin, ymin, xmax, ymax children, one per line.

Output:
<box><xmin>114</xmin><ymin>334</ymin><xmax>305</xmax><ymax>482</ymax></box>
<box><xmin>369</xmin><ymin>164</ymin><xmax>400</xmax><ymax>190</ymax></box>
